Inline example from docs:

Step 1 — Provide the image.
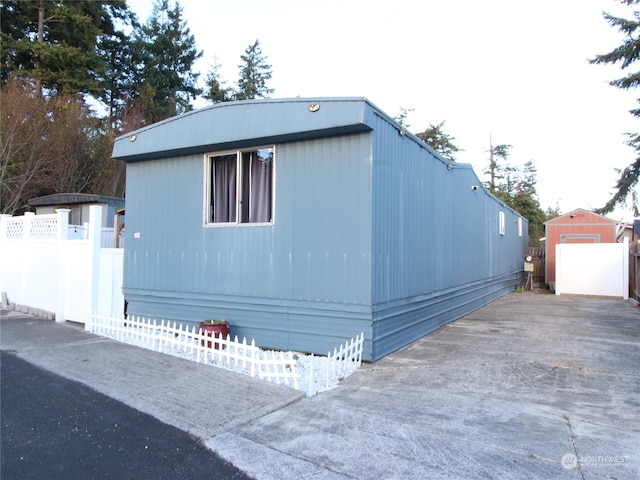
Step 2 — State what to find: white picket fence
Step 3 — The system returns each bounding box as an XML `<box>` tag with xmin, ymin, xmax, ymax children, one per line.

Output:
<box><xmin>87</xmin><ymin>314</ymin><xmax>364</xmax><ymax>397</ymax></box>
<box><xmin>305</xmin><ymin>337</ymin><xmax>365</xmax><ymax>396</ymax></box>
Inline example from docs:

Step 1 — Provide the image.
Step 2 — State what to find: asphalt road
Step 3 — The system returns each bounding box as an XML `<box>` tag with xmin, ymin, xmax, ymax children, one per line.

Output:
<box><xmin>0</xmin><ymin>350</ymin><xmax>253</xmax><ymax>480</ymax></box>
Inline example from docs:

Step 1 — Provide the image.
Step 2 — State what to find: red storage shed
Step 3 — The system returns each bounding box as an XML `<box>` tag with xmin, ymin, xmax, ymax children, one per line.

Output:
<box><xmin>544</xmin><ymin>208</ymin><xmax>617</xmax><ymax>290</ymax></box>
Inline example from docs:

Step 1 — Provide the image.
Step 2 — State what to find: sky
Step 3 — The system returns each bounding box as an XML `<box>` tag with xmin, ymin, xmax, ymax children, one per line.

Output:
<box><xmin>128</xmin><ymin>0</ymin><xmax>639</xmax><ymax>222</ymax></box>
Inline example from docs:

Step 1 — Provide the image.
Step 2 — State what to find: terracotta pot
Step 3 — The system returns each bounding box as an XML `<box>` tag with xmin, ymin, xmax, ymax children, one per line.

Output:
<box><xmin>199</xmin><ymin>322</ymin><xmax>229</xmax><ymax>350</ymax></box>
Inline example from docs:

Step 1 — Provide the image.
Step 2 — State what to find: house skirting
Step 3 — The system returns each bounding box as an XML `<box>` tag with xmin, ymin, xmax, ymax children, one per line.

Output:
<box><xmin>370</xmin><ymin>271</ymin><xmax>526</xmax><ymax>361</ymax></box>
<box><xmin>124</xmin><ymin>271</ymin><xmax>524</xmax><ymax>362</ymax></box>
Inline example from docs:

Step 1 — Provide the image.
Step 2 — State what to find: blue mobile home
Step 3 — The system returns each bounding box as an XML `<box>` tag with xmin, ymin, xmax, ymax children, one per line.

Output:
<box><xmin>112</xmin><ymin>97</ymin><xmax>527</xmax><ymax>361</ymax></box>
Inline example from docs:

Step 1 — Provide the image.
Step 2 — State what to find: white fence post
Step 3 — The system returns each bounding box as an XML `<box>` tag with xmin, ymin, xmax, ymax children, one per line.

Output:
<box><xmin>55</xmin><ymin>209</ymin><xmax>70</xmax><ymax>322</ymax></box>
<box><xmin>623</xmin><ymin>236</ymin><xmax>630</xmax><ymax>300</ymax></box>
<box><xmin>0</xmin><ymin>214</ymin><xmax>12</xmax><ymax>304</ymax></box>
<box><xmin>88</xmin><ymin>205</ymin><xmax>102</xmax><ymax>317</ymax></box>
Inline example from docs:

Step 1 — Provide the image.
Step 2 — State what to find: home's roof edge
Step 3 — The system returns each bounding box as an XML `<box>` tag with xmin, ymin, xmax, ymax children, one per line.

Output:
<box><xmin>114</xmin><ymin>97</ymin><xmax>373</xmax><ymax>142</ymax></box>
<box><xmin>114</xmin><ymin>123</ymin><xmax>373</xmax><ymax>163</ymax></box>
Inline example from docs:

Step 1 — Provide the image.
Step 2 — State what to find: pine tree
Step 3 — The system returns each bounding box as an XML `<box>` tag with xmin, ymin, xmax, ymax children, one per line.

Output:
<box><xmin>416</xmin><ymin>121</ymin><xmax>461</xmax><ymax>161</ymax></box>
<box><xmin>484</xmin><ymin>140</ymin><xmax>512</xmax><ymax>198</ymax></box>
<box><xmin>96</xmin><ymin>4</ymin><xmax>137</xmax><ymax>130</ymax></box>
<box><xmin>482</xmin><ymin>141</ymin><xmax>546</xmax><ymax>244</ymax></box>
<box><xmin>203</xmin><ymin>58</ymin><xmax>231</xmax><ymax>104</ymax></box>
<box><xmin>131</xmin><ymin>0</ymin><xmax>202</xmax><ymax>122</ymax></box>
<box><xmin>590</xmin><ymin>0</ymin><xmax>640</xmax><ymax>216</ymax></box>
<box><xmin>235</xmin><ymin>39</ymin><xmax>273</xmax><ymax>100</ymax></box>
<box><xmin>512</xmin><ymin>161</ymin><xmax>545</xmax><ymax>244</ymax></box>
<box><xmin>394</xmin><ymin>107</ymin><xmax>414</xmax><ymax>128</ymax></box>
<box><xmin>0</xmin><ymin>0</ymin><xmax>129</xmax><ymax>98</ymax></box>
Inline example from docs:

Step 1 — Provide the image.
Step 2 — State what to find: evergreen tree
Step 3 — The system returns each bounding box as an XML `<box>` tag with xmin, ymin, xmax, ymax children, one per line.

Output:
<box><xmin>416</xmin><ymin>121</ymin><xmax>461</xmax><ymax>161</ymax></box>
<box><xmin>483</xmin><ymin>141</ymin><xmax>512</xmax><ymax>198</ymax></box>
<box><xmin>0</xmin><ymin>0</ymin><xmax>129</xmax><ymax>98</ymax></box>
<box><xmin>131</xmin><ymin>0</ymin><xmax>202</xmax><ymax>122</ymax></box>
<box><xmin>235</xmin><ymin>39</ymin><xmax>273</xmax><ymax>100</ymax></box>
<box><xmin>590</xmin><ymin>0</ymin><xmax>640</xmax><ymax>216</ymax></box>
<box><xmin>482</xmin><ymin>141</ymin><xmax>547</xmax><ymax>244</ymax></box>
<box><xmin>500</xmin><ymin>162</ymin><xmax>520</xmax><ymax>202</ymax></box>
<box><xmin>394</xmin><ymin>107</ymin><xmax>414</xmax><ymax>128</ymax></box>
<box><xmin>203</xmin><ymin>58</ymin><xmax>232</xmax><ymax>103</ymax></box>
<box><xmin>512</xmin><ymin>161</ymin><xmax>545</xmax><ymax>244</ymax></box>
<box><xmin>544</xmin><ymin>205</ymin><xmax>562</xmax><ymax>220</ymax></box>
<box><xmin>95</xmin><ymin>4</ymin><xmax>137</xmax><ymax>129</ymax></box>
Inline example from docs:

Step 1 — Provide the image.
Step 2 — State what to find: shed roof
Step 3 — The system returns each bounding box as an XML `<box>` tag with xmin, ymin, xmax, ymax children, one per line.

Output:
<box><xmin>544</xmin><ymin>208</ymin><xmax>616</xmax><ymax>226</ymax></box>
<box><xmin>112</xmin><ymin>97</ymin><xmax>379</xmax><ymax>162</ymax></box>
<box><xmin>28</xmin><ymin>193</ymin><xmax>124</xmax><ymax>207</ymax></box>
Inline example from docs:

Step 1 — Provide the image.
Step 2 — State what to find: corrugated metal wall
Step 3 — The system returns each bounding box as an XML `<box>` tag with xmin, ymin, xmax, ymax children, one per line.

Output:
<box><xmin>368</xmin><ymin>109</ymin><xmax>528</xmax><ymax>360</ymax></box>
<box><xmin>123</xmin><ymin>136</ymin><xmax>374</xmax><ymax>356</ymax></box>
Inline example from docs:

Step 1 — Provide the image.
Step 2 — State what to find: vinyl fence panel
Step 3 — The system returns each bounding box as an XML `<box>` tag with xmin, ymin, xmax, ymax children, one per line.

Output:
<box><xmin>555</xmin><ymin>238</ymin><xmax>629</xmax><ymax>299</ymax></box>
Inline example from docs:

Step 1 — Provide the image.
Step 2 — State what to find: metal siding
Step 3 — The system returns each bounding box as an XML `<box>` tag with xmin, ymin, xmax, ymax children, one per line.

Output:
<box><xmin>371</xmin><ymin>273</ymin><xmax>520</xmax><ymax>359</ymax></box>
<box><xmin>123</xmin><ymin>134</ymin><xmax>374</xmax><ymax>356</ymax></box>
<box><xmin>124</xmin><ymin>154</ymin><xmax>279</xmax><ymax>297</ymax></box>
<box><xmin>369</xmin><ymin>111</ymin><xmax>528</xmax><ymax>360</ymax></box>
<box><xmin>371</xmin><ymin>113</ymin><xmax>508</xmax><ymax>301</ymax></box>
<box><xmin>279</xmin><ymin>135</ymin><xmax>372</xmax><ymax>304</ymax></box>
<box><xmin>123</xmin><ymin>155</ymin><xmax>204</xmax><ymax>294</ymax></box>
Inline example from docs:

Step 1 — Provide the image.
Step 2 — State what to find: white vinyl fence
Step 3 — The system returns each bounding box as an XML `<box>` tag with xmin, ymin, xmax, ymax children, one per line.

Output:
<box><xmin>555</xmin><ymin>237</ymin><xmax>629</xmax><ymax>299</ymax></box>
<box><xmin>68</xmin><ymin>224</ymin><xmax>124</xmax><ymax>248</ymax></box>
<box><xmin>0</xmin><ymin>206</ymin><xmax>124</xmax><ymax>321</ymax></box>
<box><xmin>87</xmin><ymin>313</ymin><xmax>364</xmax><ymax>397</ymax></box>
<box><xmin>0</xmin><ymin>212</ymin><xmax>62</xmax><ymax>315</ymax></box>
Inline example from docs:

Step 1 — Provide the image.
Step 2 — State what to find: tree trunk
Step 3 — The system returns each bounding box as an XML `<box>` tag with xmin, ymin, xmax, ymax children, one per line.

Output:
<box><xmin>35</xmin><ymin>0</ymin><xmax>44</xmax><ymax>97</ymax></box>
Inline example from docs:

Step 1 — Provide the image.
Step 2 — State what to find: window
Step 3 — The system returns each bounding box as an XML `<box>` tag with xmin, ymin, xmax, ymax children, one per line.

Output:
<box><xmin>499</xmin><ymin>211</ymin><xmax>506</xmax><ymax>236</ymax></box>
<box><xmin>207</xmin><ymin>146</ymin><xmax>274</xmax><ymax>224</ymax></box>
<box><xmin>518</xmin><ymin>217</ymin><xmax>523</xmax><ymax>237</ymax></box>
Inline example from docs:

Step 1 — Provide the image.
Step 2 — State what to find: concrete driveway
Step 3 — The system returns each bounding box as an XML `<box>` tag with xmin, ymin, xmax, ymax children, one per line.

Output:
<box><xmin>210</xmin><ymin>292</ymin><xmax>640</xmax><ymax>479</ymax></box>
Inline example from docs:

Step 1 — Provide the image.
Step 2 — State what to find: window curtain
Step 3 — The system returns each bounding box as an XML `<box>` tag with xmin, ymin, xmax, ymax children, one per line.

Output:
<box><xmin>244</xmin><ymin>150</ymin><xmax>273</xmax><ymax>223</ymax></box>
<box><xmin>212</xmin><ymin>154</ymin><xmax>237</xmax><ymax>222</ymax></box>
